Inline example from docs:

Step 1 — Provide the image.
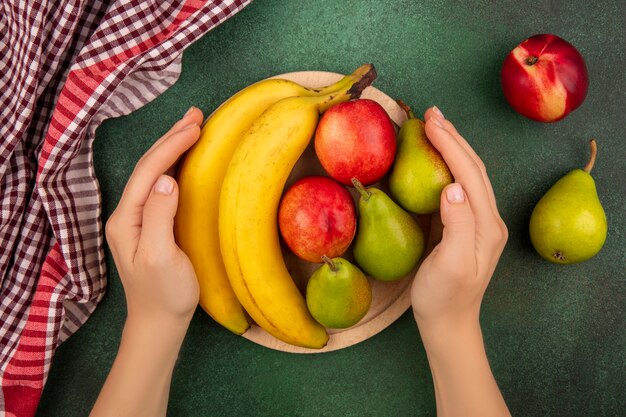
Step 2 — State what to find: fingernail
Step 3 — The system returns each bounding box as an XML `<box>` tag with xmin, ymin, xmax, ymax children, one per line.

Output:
<box><xmin>154</xmin><ymin>176</ymin><xmax>174</xmax><ymax>195</ymax></box>
<box><xmin>429</xmin><ymin>116</ymin><xmax>443</xmax><ymax>128</ymax></box>
<box><xmin>432</xmin><ymin>106</ymin><xmax>444</xmax><ymax>119</ymax></box>
<box><xmin>446</xmin><ymin>183</ymin><xmax>464</xmax><ymax>203</ymax></box>
<box><xmin>184</xmin><ymin>106</ymin><xmax>196</xmax><ymax>118</ymax></box>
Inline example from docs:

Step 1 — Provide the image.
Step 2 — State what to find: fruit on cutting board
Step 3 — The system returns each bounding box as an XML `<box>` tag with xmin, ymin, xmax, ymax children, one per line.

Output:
<box><xmin>278</xmin><ymin>176</ymin><xmax>356</xmax><ymax>262</ymax></box>
<box><xmin>352</xmin><ymin>178</ymin><xmax>425</xmax><ymax>281</ymax></box>
<box><xmin>501</xmin><ymin>33</ymin><xmax>589</xmax><ymax>122</ymax></box>
<box><xmin>306</xmin><ymin>256</ymin><xmax>372</xmax><ymax>329</ymax></box>
<box><xmin>219</xmin><ymin>65</ymin><xmax>377</xmax><ymax>348</ymax></box>
<box><xmin>389</xmin><ymin>101</ymin><xmax>453</xmax><ymax>214</ymax></box>
<box><xmin>175</xmin><ymin>65</ymin><xmax>377</xmax><ymax>335</ymax></box>
<box><xmin>529</xmin><ymin>139</ymin><xmax>607</xmax><ymax>264</ymax></box>
<box><xmin>314</xmin><ymin>98</ymin><xmax>396</xmax><ymax>186</ymax></box>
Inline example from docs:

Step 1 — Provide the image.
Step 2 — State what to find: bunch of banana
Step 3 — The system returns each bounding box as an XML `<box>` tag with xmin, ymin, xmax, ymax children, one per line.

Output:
<box><xmin>175</xmin><ymin>65</ymin><xmax>375</xmax><ymax>344</ymax></box>
<box><xmin>219</xmin><ymin>65</ymin><xmax>376</xmax><ymax>348</ymax></box>
<box><xmin>175</xmin><ymin>77</ymin><xmax>324</xmax><ymax>335</ymax></box>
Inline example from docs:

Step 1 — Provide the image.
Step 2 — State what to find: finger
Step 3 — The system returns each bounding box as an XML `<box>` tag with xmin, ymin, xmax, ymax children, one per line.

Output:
<box><xmin>423</xmin><ymin>115</ymin><xmax>495</xmax><ymax>227</ymax></box>
<box><xmin>424</xmin><ymin>107</ymin><xmax>500</xmax><ymax>219</ymax></box>
<box><xmin>104</xmin><ymin>209</ymin><xmax>142</xmax><ymax>268</ymax></box>
<box><xmin>137</xmin><ymin>175</ymin><xmax>180</xmax><ymax>258</ymax></box>
<box><xmin>435</xmin><ymin>183</ymin><xmax>477</xmax><ymax>278</ymax></box>
<box><xmin>168</xmin><ymin>107</ymin><xmax>204</xmax><ymax>135</ymax></box>
<box><xmin>140</xmin><ymin>107</ymin><xmax>204</xmax><ymax>162</ymax></box>
<box><xmin>426</xmin><ymin>108</ymin><xmax>508</xmax><ymax>256</ymax></box>
<box><xmin>117</xmin><ymin>123</ymin><xmax>201</xmax><ymax>215</ymax></box>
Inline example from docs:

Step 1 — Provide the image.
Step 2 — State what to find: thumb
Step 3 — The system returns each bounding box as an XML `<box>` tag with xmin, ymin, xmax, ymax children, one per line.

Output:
<box><xmin>436</xmin><ymin>183</ymin><xmax>476</xmax><ymax>270</ymax></box>
<box><xmin>139</xmin><ymin>175</ymin><xmax>179</xmax><ymax>253</ymax></box>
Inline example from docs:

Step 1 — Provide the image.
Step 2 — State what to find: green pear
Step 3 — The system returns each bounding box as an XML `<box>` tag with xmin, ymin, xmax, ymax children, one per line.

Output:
<box><xmin>351</xmin><ymin>178</ymin><xmax>425</xmax><ymax>280</ymax></box>
<box><xmin>529</xmin><ymin>139</ymin><xmax>607</xmax><ymax>264</ymax></box>
<box><xmin>306</xmin><ymin>256</ymin><xmax>372</xmax><ymax>329</ymax></box>
<box><xmin>389</xmin><ymin>101</ymin><xmax>452</xmax><ymax>214</ymax></box>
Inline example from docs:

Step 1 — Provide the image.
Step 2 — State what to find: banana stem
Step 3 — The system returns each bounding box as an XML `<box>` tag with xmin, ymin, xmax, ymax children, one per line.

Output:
<box><xmin>583</xmin><ymin>139</ymin><xmax>597</xmax><ymax>173</ymax></box>
<box><xmin>321</xmin><ymin>255</ymin><xmax>338</xmax><ymax>272</ymax></box>
<box><xmin>396</xmin><ymin>99</ymin><xmax>416</xmax><ymax>119</ymax></box>
<box><xmin>351</xmin><ymin>177</ymin><xmax>371</xmax><ymax>201</ymax></box>
<box><xmin>314</xmin><ymin>65</ymin><xmax>367</xmax><ymax>95</ymax></box>
<box><xmin>316</xmin><ymin>65</ymin><xmax>377</xmax><ymax>113</ymax></box>
<box><xmin>346</xmin><ymin>64</ymin><xmax>377</xmax><ymax>98</ymax></box>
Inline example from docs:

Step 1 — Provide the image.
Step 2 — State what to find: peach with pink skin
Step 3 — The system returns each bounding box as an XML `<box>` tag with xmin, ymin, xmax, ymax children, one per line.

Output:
<box><xmin>314</xmin><ymin>99</ymin><xmax>396</xmax><ymax>185</ymax></box>
<box><xmin>501</xmin><ymin>33</ymin><xmax>589</xmax><ymax>122</ymax></box>
<box><xmin>278</xmin><ymin>176</ymin><xmax>356</xmax><ymax>263</ymax></box>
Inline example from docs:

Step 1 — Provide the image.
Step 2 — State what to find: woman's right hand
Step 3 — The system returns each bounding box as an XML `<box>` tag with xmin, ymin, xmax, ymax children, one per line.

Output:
<box><xmin>411</xmin><ymin>106</ymin><xmax>508</xmax><ymax>332</ymax></box>
<box><xmin>410</xmin><ymin>107</ymin><xmax>511</xmax><ymax>417</ymax></box>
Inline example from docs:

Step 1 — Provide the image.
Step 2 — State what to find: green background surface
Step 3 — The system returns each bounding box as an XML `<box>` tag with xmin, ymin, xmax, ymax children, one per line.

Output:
<box><xmin>37</xmin><ymin>0</ymin><xmax>625</xmax><ymax>416</ymax></box>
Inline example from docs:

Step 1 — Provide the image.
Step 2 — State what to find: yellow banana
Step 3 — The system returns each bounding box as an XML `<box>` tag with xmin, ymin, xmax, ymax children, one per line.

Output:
<box><xmin>219</xmin><ymin>65</ymin><xmax>376</xmax><ymax>348</ymax></box>
<box><xmin>175</xmin><ymin>69</ymin><xmax>371</xmax><ymax>335</ymax></box>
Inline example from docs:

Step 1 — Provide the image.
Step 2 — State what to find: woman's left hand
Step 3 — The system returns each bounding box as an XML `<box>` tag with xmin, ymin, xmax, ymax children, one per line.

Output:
<box><xmin>105</xmin><ymin>107</ymin><xmax>204</xmax><ymax>328</ymax></box>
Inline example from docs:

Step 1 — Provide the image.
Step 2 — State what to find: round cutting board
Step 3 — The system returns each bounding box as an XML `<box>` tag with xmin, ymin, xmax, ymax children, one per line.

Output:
<box><xmin>238</xmin><ymin>70</ymin><xmax>439</xmax><ymax>353</ymax></box>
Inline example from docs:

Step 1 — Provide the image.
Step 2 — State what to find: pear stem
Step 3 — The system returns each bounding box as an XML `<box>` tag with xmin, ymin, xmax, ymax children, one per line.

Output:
<box><xmin>583</xmin><ymin>139</ymin><xmax>597</xmax><ymax>173</ymax></box>
<box><xmin>321</xmin><ymin>255</ymin><xmax>337</xmax><ymax>272</ymax></box>
<box><xmin>351</xmin><ymin>177</ymin><xmax>371</xmax><ymax>201</ymax></box>
<box><xmin>396</xmin><ymin>99</ymin><xmax>416</xmax><ymax>119</ymax></box>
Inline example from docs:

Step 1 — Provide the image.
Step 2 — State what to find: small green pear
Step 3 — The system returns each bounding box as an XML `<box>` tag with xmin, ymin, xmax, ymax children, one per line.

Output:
<box><xmin>351</xmin><ymin>178</ymin><xmax>425</xmax><ymax>280</ymax></box>
<box><xmin>306</xmin><ymin>256</ymin><xmax>372</xmax><ymax>329</ymax></box>
<box><xmin>529</xmin><ymin>139</ymin><xmax>607</xmax><ymax>264</ymax></box>
<box><xmin>389</xmin><ymin>101</ymin><xmax>453</xmax><ymax>214</ymax></box>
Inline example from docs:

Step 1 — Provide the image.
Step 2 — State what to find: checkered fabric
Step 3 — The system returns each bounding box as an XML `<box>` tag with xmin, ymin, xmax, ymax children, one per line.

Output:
<box><xmin>0</xmin><ymin>1</ymin><xmax>250</xmax><ymax>415</ymax></box>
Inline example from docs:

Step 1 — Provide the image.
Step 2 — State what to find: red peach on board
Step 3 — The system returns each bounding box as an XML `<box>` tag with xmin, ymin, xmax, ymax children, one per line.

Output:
<box><xmin>314</xmin><ymin>99</ymin><xmax>396</xmax><ymax>185</ymax></box>
<box><xmin>278</xmin><ymin>176</ymin><xmax>356</xmax><ymax>263</ymax></box>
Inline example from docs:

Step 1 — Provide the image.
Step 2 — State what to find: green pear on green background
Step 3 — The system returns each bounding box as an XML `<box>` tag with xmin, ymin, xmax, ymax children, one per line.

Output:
<box><xmin>529</xmin><ymin>139</ymin><xmax>607</xmax><ymax>264</ymax></box>
<box><xmin>351</xmin><ymin>178</ymin><xmax>425</xmax><ymax>281</ymax></box>
<box><xmin>306</xmin><ymin>256</ymin><xmax>372</xmax><ymax>329</ymax></box>
<box><xmin>389</xmin><ymin>101</ymin><xmax>452</xmax><ymax>214</ymax></box>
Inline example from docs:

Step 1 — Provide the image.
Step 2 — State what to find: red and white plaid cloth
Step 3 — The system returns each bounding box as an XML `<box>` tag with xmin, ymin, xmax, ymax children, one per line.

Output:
<box><xmin>0</xmin><ymin>1</ymin><xmax>250</xmax><ymax>415</ymax></box>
